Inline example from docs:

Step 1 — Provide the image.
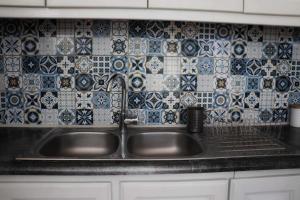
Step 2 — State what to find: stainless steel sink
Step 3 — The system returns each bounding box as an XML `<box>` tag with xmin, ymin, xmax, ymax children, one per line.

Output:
<box><xmin>37</xmin><ymin>131</ymin><xmax>120</xmax><ymax>158</ymax></box>
<box><xmin>126</xmin><ymin>132</ymin><xmax>202</xmax><ymax>158</ymax></box>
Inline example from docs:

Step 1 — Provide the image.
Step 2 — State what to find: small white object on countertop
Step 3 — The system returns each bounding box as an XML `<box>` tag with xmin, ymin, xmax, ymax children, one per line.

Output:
<box><xmin>290</xmin><ymin>104</ymin><xmax>300</xmax><ymax>128</ymax></box>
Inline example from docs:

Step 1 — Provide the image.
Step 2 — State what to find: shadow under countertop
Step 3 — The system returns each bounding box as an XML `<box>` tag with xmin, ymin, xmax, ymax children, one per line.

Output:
<box><xmin>0</xmin><ymin>126</ymin><xmax>300</xmax><ymax>175</ymax></box>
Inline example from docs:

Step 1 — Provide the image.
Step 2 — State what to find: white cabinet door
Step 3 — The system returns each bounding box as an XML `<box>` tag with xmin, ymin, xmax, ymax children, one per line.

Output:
<box><xmin>0</xmin><ymin>0</ymin><xmax>45</xmax><ymax>7</ymax></box>
<box><xmin>47</xmin><ymin>0</ymin><xmax>147</xmax><ymax>8</ymax></box>
<box><xmin>244</xmin><ymin>0</ymin><xmax>300</xmax><ymax>16</ymax></box>
<box><xmin>0</xmin><ymin>182</ymin><xmax>111</xmax><ymax>200</ymax></box>
<box><xmin>121</xmin><ymin>180</ymin><xmax>228</xmax><ymax>200</ymax></box>
<box><xmin>230</xmin><ymin>175</ymin><xmax>300</xmax><ymax>200</ymax></box>
<box><xmin>149</xmin><ymin>0</ymin><xmax>243</xmax><ymax>12</ymax></box>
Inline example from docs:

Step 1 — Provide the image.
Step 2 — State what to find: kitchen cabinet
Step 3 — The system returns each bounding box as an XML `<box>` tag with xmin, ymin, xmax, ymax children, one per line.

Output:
<box><xmin>148</xmin><ymin>0</ymin><xmax>243</xmax><ymax>13</ymax></box>
<box><xmin>0</xmin><ymin>0</ymin><xmax>45</xmax><ymax>7</ymax></box>
<box><xmin>121</xmin><ymin>180</ymin><xmax>228</xmax><ymax>200</ymax></box>
<box><xmin>47</xmin><ymin>0</ymin><xmax>147</xmax><ymax>8</ymax></box>
<box><xmin>0</xmin><ymin>182</ymin><xmax>111</xmax><ymax>200</ymax></box>
<box><xmin>230</xmin><ymin>175</ymin><xmax>300</xmax><ymax>200</ymax></box>
<box><xmin>244</xmin><ymin>0</ymin><xmax>300</xmax><ymax>16</ymax></box>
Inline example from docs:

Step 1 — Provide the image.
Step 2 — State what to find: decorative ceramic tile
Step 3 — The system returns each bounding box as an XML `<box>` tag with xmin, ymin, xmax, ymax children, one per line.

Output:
<box><xmin>22</xmin><ymin>56</ymin><xmax>40</xmax><ymax>73</ymax></box>
<box><xmin>6</xmin><ymin>107</ymin><xmax>23</xmax><ymax>124</ymax></box>
<box><xmin>163</xmin><ymin>74</ymin><xmax>180</xmax><ymax>91</ymax></box>
<box><xmin>92</xmin><ymin>37</ymin><xmax>111</xmax><ymax>55</ymax></box>
<box><xmin>146</xmin><ymin>110</ymin><xmax>161</xmax><ymax>124</ymax></box>
<box><xmin>262</xmin><ymin>43</ymin><xmax>278</xmax><ymax>59</ymax></box>
<box><xmin>181</xmin><ymin>57</ymin><xmax>198</xmax><ymax>74</ymax></box>
<box><xmin>247</xmin><ymin>26</ymin><xmax>263</xmax><ymax>42</ymax></box>
<box><xmin>39</xmin><ymin>37</ymin><xmax>57</xmax><ymax>55</ymax></box>
<box><xmin>58</xmin><ymin>108</ymin><xmax>76</xmax><ymax>125</ymax></box>
<box><xmin>22</xmin><ymin>36</ymin><xmax>39</xmax><ymax>55</ymax></box>
<box><xmin>198</xmin><ymin>23</ymin><xmax>215</xmax><ymax>40</ymax></box>
<box><xmin>181</xmin><ymin>39</ymin><xmax>199</xmax><ymax>57</ymax></box>
<box><xmin>41</xmin><ymin>91</ymin><xmax>58</xmax><ymax>109</ymax></box>
<box><xmin>92</xmin><ymin>20</ymin><xmax>111</xmax><ymax>37</ymax></box>
<box><xmin>76</xmin><ymin>91</ymin><xmax>93</xmax><ymax>109</ymax></box>
<box><xmin>247</xmin><ymin>42</ymin><xmax>262</xmax><ymax>59</ymax></box>
<box><xmin>75</xmin><ymin>37</ymin><xmax>92</xmax><ymax>55</ymax></box>
<box><xmin>279</xmin><ymin>27</ymin><xmax>294</xmax><ymax>42</ymax></box>
<box><xmin>0</xmin><ymin>19</ymin><xmax>298</xmax><ymax>126</ymax></box>
<box><xmin>58</xmin><ymin>91</ymin><xmax>76</xmax><ymax>109</ymax></box>
<box><xmin>57</xmin><ymin>56</ymin><xmax>75</xmax><ymax>75</ymax></box>
<box><xmin>231</xmin><ymin>40</ymin><xmax>247</xmax><ymax>58</ymax></box>
<box><xmin>112</xmin><ymin>21</ymin><xmax>128</xmax><ymax>37</ymax></box>
<box><xmin>278</xmin><ymin>42</ymin><xmax>293</xmax><ymax>60</ymax></box>
<box><xmin>214</xmin><ymin>40</ymin><xmax>231</xmax><ymax>58</ymax></box>
<box><xmin>163</xmin><ymin>39</ymin><xmax>181</xmax><ymax>56</ymax></box>
<box><xmin>198</xmin><ymin>57</ymin><xmax>214</xmax><ymax>75</ymax></box>
<box><xmin>162</xmin><ymin>91</ymin><xmax>180</xmax><ymax>109</ymax></box>
<box><xmin>146</xmin><ymin>74</ymin><xmax>163</xmax><ymax>91</ymax></box>
<box><xmin>40</xmin><ymin>56</ymin><xmax>57</xmax><ymax>74</ymax></box>
<box><xmin>57</xmin><ymin>20</ymin><xmax>74</xmax><ymax>37</ymax></box>
<box><xmin>162</xmin><ymin>109</ymin><xmax>179</xmax><ymax>124</ymax></box>
<box><xmin>232</xmin><ymin>25</ymin><xmax>247</xmax><ymax>41</ymax></box>
<box><xmin>75</xmin><ymin>73</ymin><xmax>94</xmax><ymax>91</ymax></box>
<box><xmin>164</xmin><ymin>57</ymin><xmax>180</xmax><ymax>74</ymax></box>
<box><xmin>180</xmin><ymin>92</ymin><xmax>197</xmax><ymax>108</ymax></box>
<box><xmin>129</xmin><ymin>38</ymin><xmax>147</xmax><ymax>56</ymax></box>
<box><xmin>75</xmin><ymin>20</ymin><xmax>92</xmax><ymax>38</ymax></box>
<box><xmin>146</xmin><ymin>21</ymin><xmax>165</xmax><ymax>39</ymax></box>
<box><xmin>181</xmin><ymin>22</ymin><xmax>199</xmax><ymax>39</ymax></box>
<box><xmin>197</xmin><ymin>75</ymin><xmax>214</xmax><ymax>92</ymax></box>
<box><xmin>24</xmin><ymin>91</ymin><xmax>40</xmax><ymax>108</ymax></box>
<box><xmin>41</xmin><ymin>109</ymin><xmax>58</xmax><ymax>125</ymax></box>
<box><xmin>146</xmin><ymin>56</ymin><xmax>164</xmax><ymax>74</ymax></box>
<box><xmin>4</xmin><ymin>56</ymin><xmax>21</xmax><ymax>72</ymax></box>
<box><xmin>93</xmin><ymin>109</ymin><xmax>111</xmax><ymax>125</ymax></box>
<box><xmin>39</xmin><ymin>19</ymin><xmax>57</xmax><ymax>37</ymax></box>
<box><xmin>112</xmin><ymin>37</ymin><xmax>128</xmax><ymax>55</ymax></box>
<box><xmin>292</xmin><ymin>43</ymin><xmax>300</xmax><ymax>60</ymax></box>
<box><xmin>180</xmin><ymin>74</ymin><xmax>197</xmax><ymax>91</ymax></box>
<box><xmin>128</xmin><ymin>91</ymin><xmax>146</xmax><ymax>109</ymax></box>
<box><xmin>197</xmin><ymin>92</ymin><xmax>213</xmax><ymax>109</ymax></box>
<box><xmin>76</xmin><ymin>109</ymin><xmax>93</xmax><ymax>125</ymax></box>
<box><xmin>145</xmin><ymin>92</ymin><xmax>163</xmax><ymax>109</ymax></box>
<box><xmin>3</xmin><ymin>36</ymin><xmax>21</xmax><ymax>55</ymax></box>
<box><xmin>56</xmin><ymin>37</ymin><xmax>74</xmax><ymax>55</ymax></box>
<box><xmin>92</xmin><ymin>91</ymin><xmax>110</xmax><ymax>109</ymax></box>
<box><xmin>24</xmin><ymin>107</ymin><xmax>41</xmax><ymax>124</ymax></box>
<box><xmin>129</xmin><ymin>20</ymin><xmax>147</xmax><ymax>38</ymax></box>
<box><xmin>57</xmin><ymin>75</ymin><xmax>75</xmax><ymax>91</ymax></box>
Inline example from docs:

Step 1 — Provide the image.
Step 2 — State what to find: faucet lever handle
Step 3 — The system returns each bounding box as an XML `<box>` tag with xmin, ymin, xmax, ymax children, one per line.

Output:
<box><xmin>124</xmin><ymin>115</ymin><xmax>139</xmax><ymax>125</ymax></box>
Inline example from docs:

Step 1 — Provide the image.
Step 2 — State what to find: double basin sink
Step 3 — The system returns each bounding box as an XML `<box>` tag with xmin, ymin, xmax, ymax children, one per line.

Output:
<box><xmin>35</xmin><ymin>130</ymin><xmax>203</xmax><ymax>160</ymax></box>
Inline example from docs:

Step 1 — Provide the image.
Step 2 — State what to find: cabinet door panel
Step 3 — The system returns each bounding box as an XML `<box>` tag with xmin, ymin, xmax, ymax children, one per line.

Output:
<box><xmin>0</xmin><ymin>182</ymin><xmax>111</xmax><ymax>200</ymax></box>
<box><xmin>230</xmin><ymin>175</ymin><xmax>300</xmax><ymax>200</ymax></box>
<box><xmin>121</xmin><ymin>180</ymin><xmax>228</xmax><ymax>200</ymax></box>
<box><xmin>244</xmin><ymin>0</ymin><xmax>300</xmax><ymax>16</ymax></box>
<box><xmin>0</xmin><ymin>0</ymin><xmax>45</xmax><ymax>7</ymax></box>
<box><xmin>47</xmin><ymin>0</ymin><xmax>147</xmax><ymax>8</ymax></box>
<box><xmin>149</xmin><ymin>0</ymin><xmax>243</xmax><ymax>12</ymax></box>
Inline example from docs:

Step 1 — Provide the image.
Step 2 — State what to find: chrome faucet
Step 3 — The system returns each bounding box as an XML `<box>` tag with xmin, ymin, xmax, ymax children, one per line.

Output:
<box><xmin>106</xmin><ymin>73</ymin><xmax>138</xmax><ymax>158</ymax></box>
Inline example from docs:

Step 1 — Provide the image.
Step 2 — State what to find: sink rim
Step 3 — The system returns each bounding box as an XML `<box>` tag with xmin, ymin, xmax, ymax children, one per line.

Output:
<box><xmin>34</xmin><ymin>129</ymin><xmax>121</xmax><ymax>159</ymax></box>
<box><xmin>125</xmin><ymin>131</ymin><xmax>204</xmax><ymax>159</ymax></box>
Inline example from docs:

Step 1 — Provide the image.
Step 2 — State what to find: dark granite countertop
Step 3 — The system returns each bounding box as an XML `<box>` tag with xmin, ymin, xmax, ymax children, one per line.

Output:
<box><xmin>0</xmin><ymin>126</ymin><xmax>300</xmax><ymax>175</ymax></box>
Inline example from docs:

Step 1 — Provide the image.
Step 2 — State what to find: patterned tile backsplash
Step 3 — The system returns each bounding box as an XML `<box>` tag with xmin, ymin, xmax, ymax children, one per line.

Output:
<box><xmin>0</xmin><ymin>19</ymin><xmax>299</xmax><ymax>126</ymax></box>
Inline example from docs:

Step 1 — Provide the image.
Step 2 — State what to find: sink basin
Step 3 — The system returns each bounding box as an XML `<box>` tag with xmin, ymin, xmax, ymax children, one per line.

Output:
<box><xmin>126</xmin><ymin>132</ymin><xmax>202</xmax><ymax>158</ymax></box>
<box><xmin>38</xmin><ymin>132</ymin><xmax>120</xmax><ymax>158</ymax></box>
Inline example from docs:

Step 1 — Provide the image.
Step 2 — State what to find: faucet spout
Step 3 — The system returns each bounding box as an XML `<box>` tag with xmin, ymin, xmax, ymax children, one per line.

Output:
<box><xmin>106</xmin><ymin>73</ymin><xmax>137</xmax><ymax>158</ymax></box>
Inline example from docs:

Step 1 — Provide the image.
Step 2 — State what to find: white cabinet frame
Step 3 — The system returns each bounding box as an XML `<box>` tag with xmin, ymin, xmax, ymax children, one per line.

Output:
<box><xmin>149</xmin><ymin>0</ymin><xmax>243</xmax><ymax>13</ymax></box>
<box><xmin>0</xmin><ymin>0</ymin><xmax>45</xmax><ymax>7</ymax></box>
<box><xmin>47</xmin><ymin>0</ymin><xmax>147</xmax><ymax>9</ymax></box>
<box><xmin>244</xmin><ymin>0</ymin><xmax>300</xmax><ymax>16</ymax></box>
